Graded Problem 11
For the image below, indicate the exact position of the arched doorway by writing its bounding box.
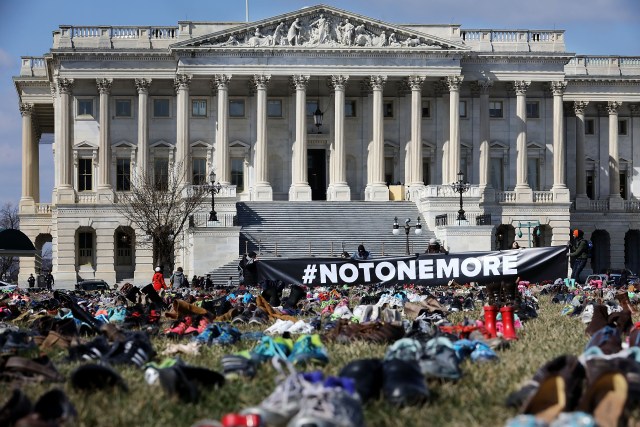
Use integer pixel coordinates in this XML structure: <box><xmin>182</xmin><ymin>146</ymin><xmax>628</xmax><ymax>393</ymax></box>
<box><xmin>590</xmin><ymin>230</ymin><xmax>610</xmax><ymax>274</ymax></box>
<box><xmin>114</xmin><ymin>227</ymin><xmax>135</xmax><ymax>283</ymax></box>
<box><xmin>495</xmin><ymin>224</ymin><xmax>515</xmax><ymax>250</ymax></box>
<box><xmin>76</xmin><ymin>227</ymin><xmax>96</xmax><ymax>280</ymax></box>
<box><xmin>532</xmin><ymin>225</ymin><xmax>551</xmax><ymax>247</ymax></box>
<box><xmin>625</xmin><ymin>230</ymin><xmax>640</xmax><ymax>274</ymax></box>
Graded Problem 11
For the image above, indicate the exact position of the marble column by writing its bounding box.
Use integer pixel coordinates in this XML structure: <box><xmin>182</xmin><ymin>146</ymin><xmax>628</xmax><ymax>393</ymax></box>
<box><xmin>19</xmin><ymin>103</ymin><xmax>35</xmax><ymax>212</ymax></box>
<box><xmin>437</xmin><ymin>81</ymin><xmax>450</xmax><ymax>185</ymax></box>
<box><xmin>96</xmin><ymin>78</ymin><xmax>114</xmax><ymax>201</ymax></box>
<box><xmin>574</xmin><ymin>101</ymin><xmax>589</xmax><ymax>209</ymax></box>
<box><xmin>608</xmin><ymin>101</ymin><xmax>623</xmax><ymax>208</ymax></box>
<box><xmin>135</xmin><ymin>78</ymin><xmax>151</xmax><ymax>182</ymax></box>
<box><xmin>477</xmin><ymin>80</ymin><xmax>493</xmax><ymax>200</ymax></box>
<box><xmin>514</xmin><ymin>80</ymin><xmax>532</xmax><ymax>201</ymax></box>
<box><xmin>447</xmin><ymin>75</ymin><xmax>463</xmax><ymax>183</ymax></box>
<box><xmin>365</xmin><ymin>75</ymin><xmax>389</xmax><ymax>201</ymax></box>
<box><xmin>175</xmin><ymin>74</ymin><xmax>191</xmax><ymax>184</ymax></box>
<box><xmin>289</xmin><ymin>75</ymin><xmax>312</xmax><ymax>201</ymax></box>
<box><xmin>213</xmin><ymin>75</ymin><xmax>231</xmax><ymax>185</ymax></box>
<box><xmin>550</xmin><ymin>81</ymin><xmax>569</xmax><ymax>201</ymax></box>
<box><xmin>252</xmin><ymin>75</ymin><xmax>273</xmax><ymax>201</ymax></box>
<box><xmin>56</xmin><ymin>78</ymin><xmax>75</xmax><ymax>203</ymax></box>
<box><xmin>31</xmin><ymin>126</ymin><xmax>40</xmax><ymax>204</ymax></box>
<box><xmin>326</xmin><ymin>75</ymin><xmax>351</xmax><ymax>201</ymax></box>
<box><xmin>407</xmin><ymin>76</ymin><xmax>425</xmax><ymax>191</ymax></box>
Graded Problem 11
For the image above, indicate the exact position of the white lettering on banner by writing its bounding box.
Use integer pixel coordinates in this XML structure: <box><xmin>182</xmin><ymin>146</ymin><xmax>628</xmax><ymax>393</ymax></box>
<box><xmin>313</xmin><ymin>254</ymin><xmax>520</xmax><ymax>284</ymax></box>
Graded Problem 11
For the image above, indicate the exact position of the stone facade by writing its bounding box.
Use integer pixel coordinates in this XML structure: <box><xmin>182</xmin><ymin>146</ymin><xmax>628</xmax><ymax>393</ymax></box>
<box><xmin>13</xmin><ymin>5</ymin><xmax>640</xmax><ymax>287</ymax></box>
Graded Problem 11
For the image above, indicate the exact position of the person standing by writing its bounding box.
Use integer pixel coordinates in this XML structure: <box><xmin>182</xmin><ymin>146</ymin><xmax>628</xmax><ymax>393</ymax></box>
<box><xmin>27</xmin><ymin>273</ymin><xmax>36</xmax><ymax>288</ymax></box>
<box><xmin>169</xmin><ymin>267</ymin><xmax>186</xmax><ymax>290</ymax></box>
<box><xmin>351</xmin><ymin>244</ymin><xmax>372</xmax><ymax>260</ymax></box>
<box><xmin>45</xmin><ymin>272</ymin><xmax>54</xmax><ymax>291</ymax></box>
<box><xmin>569</xmin><ymin>229</ymin><xmax>589</xmax><ymax>283</ymax></box>
<box><xmin>152</xmin><ymin>267</ymin><xmax>167</xmax><ymax>292</ymax></box>
<box><xmin>238</xmin><ymin>251</ymin><xmax>258</xmax><ymax>286</ymax></box>
<box><xmin>425</xmin><ymin>238</ymin><xmax>449</xmax><ymax>255</ymax></box>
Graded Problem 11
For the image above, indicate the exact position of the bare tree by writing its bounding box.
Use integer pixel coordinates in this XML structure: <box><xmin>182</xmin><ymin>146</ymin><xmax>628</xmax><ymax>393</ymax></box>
<box><xmin>115</xmin><ymin>162</ymin><xmax>210</xmax><ymax>273</ymax></box>
<box><xmin>0</xmin><ymin>202</ymin><xmax>20</xmax><ymax>280</ymax></box>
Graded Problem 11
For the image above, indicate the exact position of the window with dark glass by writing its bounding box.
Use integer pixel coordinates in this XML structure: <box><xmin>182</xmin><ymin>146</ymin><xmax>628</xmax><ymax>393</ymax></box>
<box><xmin>77</xmin><ymin>99</ymin><xmax>93</xmax><ymax>117</ymax></box>
<box><xmin>154</xmin><ymin>158</ymin><xmax>169</xmax><ymax>191</ymax></box>
<box><xmin>345</xmin><ymin>100</ymin><xmax>356</xmax><ymax>117</ymax></box>
<box><xmin>526</xmin><ymin>101</ymin><xmax>540</xmax><ymax>118</ymax></box>
<box><xmin>585</xmin><ymin>119</ymin><xmax>595</xmax><ymax>135</ymax></box>
<box><xmin>78</xmin><ymin>158</ymin><xmax>92</xmax><ymax>192</ymax></box>
<box><xmin>383</xmin><ymin>101</ymin><xmax>394</xmax><ymax>118</ymax></box>
<box><xmin>116</xmin><ymin>158</ymin><xmax>131</xmax><ymax>191</ymax></box>
<box><xmin>116</xmin><ymin>231</ymin><xmax>132</xmax><ymax>266</ymax></box>
<box><xmin>115</xmin><ymin>99</ymin><xmax>132</xmax><ymax>117</ymax></box>
<box><xmin>306</xmin><ymin>100</ymin><xmax>319</xmax><ymax>117</ymax></box>
<box><xmin>459</xmin><ymin>101</ymin><xmax>467</xmax><ymax>118</ymax></box>
<box><xmin>78</xmin><ymin>232</ymin><xmax>93</xmax><ymax>265</ymax></box>
<box><xmin>421</xmin><ymin>100</ymin><xmax>430</xmax><ymax>118</ymax></box>
<box><xmin>619</xmin><ymin>119</ymin><xmax>628</xmax><ymax>136</ymax></box>
<box><xmin>489</xmin><ymin>101</ymin><xmax>503</xmax><ymax>118</ymax></box>
<box><xmin>267</xmin><ymin>99</ymin><xmax>282</xmax><ymax>117</ymax></box>
<box><xmin>153</xmin><ymin>99</ymin><xmax>170</xmax><ymax>117</ymax></box>
<box><xmin>192</xmin><ymin>158</ymin><xmax>207</xmax><ymax>185</ymax></box>
<box><xmin>231</xmin><ymin>158</ymin><xmax>244</xmax><ymax>192</ymax></box>
<box><xmin>229</xmin><ymin>99</ymin><xmax>245</xmax><ymax>117</ymax></box>
<box><xmin>192</xmin><ymin>99</ymin><xmax>207</xmax><ymax>117</ymax></box>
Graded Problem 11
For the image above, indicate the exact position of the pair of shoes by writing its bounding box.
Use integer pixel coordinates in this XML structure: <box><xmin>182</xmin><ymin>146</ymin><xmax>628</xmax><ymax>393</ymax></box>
<box><xmin>70</xmin><ymin>363</ymin><xmax>128</xmax><ymax>391</ymax></box>
<box><xmin>340</xmin><ymin>357</ymin><xmax>429</xmax><ymax>406</ymax></box>
<box><xmin>0</xmin><ymin>389</ymin><xmax>76</xmax><ymax>426</ymax></box>
<box><xmin>151</xmin><ymin>361</ymin><xmax>225</xmax><ymax>403</ymax></box>
<box><xmin>288</xmin><ymin>334</ymin><xmax>329</xmax><ymax>366</ymax></box>
<box><xmin>385</xmin><ymin>336</ymin><xmax>461</xmax><ymax>381</ymax></box>
<box><xmin>3</xmin><ymin>354</ymin><xmax>64</xmax><ymax>382</ymax></box>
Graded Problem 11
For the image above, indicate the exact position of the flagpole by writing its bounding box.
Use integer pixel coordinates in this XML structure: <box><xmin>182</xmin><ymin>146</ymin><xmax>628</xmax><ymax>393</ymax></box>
<box><xmin>246</xmin><ymin>0</ymin><xmax>249</xmax><ymax>22</ymax></box>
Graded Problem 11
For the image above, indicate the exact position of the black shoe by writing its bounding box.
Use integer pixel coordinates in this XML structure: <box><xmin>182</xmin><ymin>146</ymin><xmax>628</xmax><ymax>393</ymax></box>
<box><xmin>32</xmin><ymin>389</ymin><xmax>77</xmax><ymax>424</ymax></box>
<box><xmin>71</xmin><ymin>363</ymin><xmax>128</xmax><ymax>391</ymax></box>
<box><xmin>106</xmin><ymin>332</ymin><xmax>154</xmax><ymax>367</ymax></box>
<box><xmin>382</xmin><ymin>359</ymin><xmax>430</xmax><ymax>406</ymax></box>
<box><xmin>0</xmin><ymin>389</ymin><xmax>32</xmax><ymax>426</ymax></box>
<box><xmin>339</xmin><ymin>358</ymin><xmax>384</xmax><ymax>403</ymax></box>
<box><xmin>158</xmin><ymin>364</ymin><xmax>199</xmax><ymax>403</ymax></box>
<box><xmin>67</xmin><ymin>335</ymin><xmax>111</xmax><ymax>362</ymax></box>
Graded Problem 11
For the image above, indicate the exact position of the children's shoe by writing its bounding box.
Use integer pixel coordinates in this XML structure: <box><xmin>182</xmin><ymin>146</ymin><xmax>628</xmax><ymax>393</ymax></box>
<box><xmin>264</xmin><ymin>319</ymin><xmax>293</xmax><ymax>335</ymax></box>
<box><xmin>221</xmin><ymin>352</ymin><xmax>257</xmax><ymax>379</ymax></box>
<box><xmin>251</xmin><ymin>336</ymin><xmax>293</xmax><ymax>363</ymax></box>
<box><xmin>288</xmin><ymin>334</ymin><xmax>329</xmax><ymax>366</ymax></box>
<box><xmin>109</xmin><ymin>307</ymin><xmax>127</xmax><ymax>323</ymax></box>
<box><xmin>287</xmin><ymin>320</ymin><xmax>314</xmax><ymax>335</ymax></box>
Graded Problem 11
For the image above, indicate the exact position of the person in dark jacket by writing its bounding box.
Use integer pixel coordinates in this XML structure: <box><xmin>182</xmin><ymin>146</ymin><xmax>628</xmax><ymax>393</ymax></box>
<box><xmin>239</xmin><ymin>251</ymin><xmax>258</xmax><ymax>286</ymax></box>
<box><xmin>569</xmin><ymin>229</ymin><xmax>589</xmax><ymax>282</ymax></box>
<box><xmin>351</xmin><ymin>244</ymin><xmax>372</xmax><ymax>260</ymax></box>
<box><xmin>425</xmin><ymin>238</ymin><xmax>448</xmax><ymax>255</ymax></box>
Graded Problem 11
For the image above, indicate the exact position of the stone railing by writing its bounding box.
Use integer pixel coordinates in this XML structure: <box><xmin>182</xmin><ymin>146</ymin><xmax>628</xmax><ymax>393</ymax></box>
<box><xmin>188</xmin><ymin>184</ymin><xmax>237</xmax><ymax>198</ymax></box>
<box><xmin>460</xmin><ymin>29</ymin><xmax>565</xmax><ymax>52</ymax></box>
<box><xmin>625</xmin><ymin>200</ymin><xmax>640</xmax><ymax>212</ymax></box>
<box><xmin>434</xmin><ymin>212</ymin><xmax>487</xmax><ymax>227</ymax></box>
<box><xmin>55</xmin><ymin>25</ymin><xmax>179</xmax><ymax>50</ymax></box>
<box><xmin>566</xmin><ymin>56</ymin><xmax>640</xmax><ymax>77</ymax></box>
<box><xmin>496</xmin><ymin>191</ymin><xmax>516</xmax><ymax>203</ymax></box>
<box><xmin>533</xmin><ymin>191</ymin><xmax>554</xmax><ymax>203</ymax></box>
<box><xmin>189</xmin><ymin>212</ymin><xmax>236</xmax><ymax>228</ymax></box>
<box><xmin>36</xmin><ymin>203</ymin><xmax>52</xmax><ymax>214</ymax></box>
<box><xmin>19</xmin><ymin>57</ymin><xmax>48</xmax><ymax>77</ymax></box>
<box><xmin>423</xmin><ymin>184</ymin><xmax>481</xmax><ymax>198</ymax></box>
<box><xmin>589</xmin><ymin>199</ymin><xmax>609</xmax><ymax>211</ymax></box>
<box><xmin>76</xmin><ymin>192</ymin><xmax>97</xmax><ymax>204</ymax></box>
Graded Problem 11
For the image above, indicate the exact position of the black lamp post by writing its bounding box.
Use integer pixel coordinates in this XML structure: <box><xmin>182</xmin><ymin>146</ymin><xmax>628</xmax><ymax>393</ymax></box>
<box><xmin>313</xmin><ymin>78</ymin><xmax>323</xmax><ymax>133</ymax></box>
<box><xmin>450</xmin><ymin>170</ymin><xmax>471</xmax><ymax>223</ymax></box>
<box><xmin>208</xmin><ymin>170</ymin><xmax>222</xmax><ymax>222</ymax></box>
<box><xmin>392</xmin><ymin>216</ymin><xmax>423</xmax><ymax>255</ymax></box>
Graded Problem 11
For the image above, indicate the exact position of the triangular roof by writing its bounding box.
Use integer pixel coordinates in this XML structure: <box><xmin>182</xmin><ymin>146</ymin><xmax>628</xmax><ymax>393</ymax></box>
<box><xmin>172</xmin><ymin>4</ymin><xmax>466</xmax><ymax>51</ymax></box>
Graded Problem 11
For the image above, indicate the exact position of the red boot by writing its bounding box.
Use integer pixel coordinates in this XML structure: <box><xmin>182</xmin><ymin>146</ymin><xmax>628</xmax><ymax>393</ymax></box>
<box><xmin>483</xmin><ymin>305</ymin><xmax>498</xmax><ymax>338</ymax></box>
<box><xmin>500</xmin><ymin>306</ymin><xmax>518</xmax><ymax>340</ymax></box>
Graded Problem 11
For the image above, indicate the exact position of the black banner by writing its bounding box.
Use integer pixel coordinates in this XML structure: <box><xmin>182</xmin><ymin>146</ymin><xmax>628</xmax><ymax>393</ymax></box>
<box><xmin>257</xmin><ymin>246</ymin><xmax>568</xmax><ymax>286</ymax></box>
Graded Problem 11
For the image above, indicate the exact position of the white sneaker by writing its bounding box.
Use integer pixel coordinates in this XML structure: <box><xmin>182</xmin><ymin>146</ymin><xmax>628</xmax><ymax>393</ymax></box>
<box><xmin>287</xmin><ymin>320</ymin><xmax>314</xmax><ymax>335</ymax></box>
<box><xmin>265</xmin><ymin>319</ymin><xmax>294</xmax><ymax>335</ymax></box>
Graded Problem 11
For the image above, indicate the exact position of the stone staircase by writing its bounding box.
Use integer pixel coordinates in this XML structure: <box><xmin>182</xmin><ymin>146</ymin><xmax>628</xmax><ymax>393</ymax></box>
<box><xmin>207</xmin><ymin>201</ymin><xmax>434</xmax><ymax>285</ymax></box>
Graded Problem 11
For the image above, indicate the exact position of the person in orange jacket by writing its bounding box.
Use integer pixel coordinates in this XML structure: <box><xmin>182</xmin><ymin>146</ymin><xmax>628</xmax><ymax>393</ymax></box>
<box><xmin>152</xmin><ymin>266</ymin><xmax>167</xmax><ymax>292</ymax></box>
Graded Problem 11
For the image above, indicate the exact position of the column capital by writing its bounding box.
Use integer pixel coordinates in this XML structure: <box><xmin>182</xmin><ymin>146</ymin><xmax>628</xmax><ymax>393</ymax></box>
<box><xmin>367</xmin><ymin>75</ymin><xmax>387</xmax><ymax>90</ymax></box>
<box><xmin>289</xmin><ymin>75</ymin><xmax>310</xmax><ymax>91</ymax></box>
<box><xmin>212</xmin><ymin>74</ymin><xmax>232</xmax><ymax>90</ymax></box>
<box><xmin>445</xmin><ymin>75</ymin><xmax>464</xmax><ymax>91</ymax></box>
<box><xmin>607</xmin><ymin>101</ymin><xmax>622</xmax><ymax>114</ymax></box>
<box><xmin>513</xmin><ymin>80</ymin><xmax>530</xmax><ymax>95</ymax></box>
<box><xmin>630</xmin><ymin>104</ymin><xmax>640</xmax><ymax>117</ymax></box>
<box><xmin>573</xmin><ymin>101</ymin><xmax>589</xmax><ymax>115</ymax></box>
<box><xmin>251</xmin><ymin>74</ymin><xmax>271</xmax><ymax>90</ymax></box>
<box><xmin>550</xmin><ymin>81</ymin><xmax>567</xmax><ymax>96</ymax></box>
<box><xmin>19</xmin><ymin>102</ymin><xmax>34</xmax><ymax>117</ymax></box>
<box><xmin>56</xmin><ymin>77</ymin><xmax>74</xmax><ymax>94</ymax></box>
<box><xmin>328</xmin><ymin>75</ymin><xmax>349</xmax><ymax>91</ymax></box>
<box><xmin>96</xmin><ymin>78</ymin><xmax>113</xmax><ymax>94</ymax></box>
<box><xmin>406</xmin><ymin>75</ymin><xmax>425</xmax><ymax>90</ymax></box>
<box><xmin>135</xmin><ymin>78</ymin><xmax>152</xmax><ymax>94</ymax></box>
<box><xmin>173</xmin><ymin>74</ymin><xmax>192</xmax><ymax>92</ymax></box>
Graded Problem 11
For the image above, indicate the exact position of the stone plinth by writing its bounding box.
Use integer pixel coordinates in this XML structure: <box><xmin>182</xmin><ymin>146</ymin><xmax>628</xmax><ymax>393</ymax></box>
<box><xmin>436</xmin><ymin>225</ymin><xmax>495</xmax><ymax>253</ymax></box>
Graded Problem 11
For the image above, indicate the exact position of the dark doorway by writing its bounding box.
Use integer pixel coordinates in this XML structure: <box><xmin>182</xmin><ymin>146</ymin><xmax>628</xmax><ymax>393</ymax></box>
<box><xmin>590</xmin><ymin>229</ymin><xmax>610</xmax><ymax>274</ymax></box>
<box><xmin>308</xmin><ymin>149</ymin><xmax>327</xmax><ymax>200</ymax></box>
<box><xmin>625</xmin><ymin>230</ymin><xmax>640</xmax><ymax>274</ymax></box>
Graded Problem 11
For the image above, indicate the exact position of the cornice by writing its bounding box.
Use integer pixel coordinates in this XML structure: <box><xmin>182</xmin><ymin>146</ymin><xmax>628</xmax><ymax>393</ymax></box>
<box><xmin>51</xmin><ymin>51</ymin><xmax>175</xmax><ymax>60</ymax></box>
<box><xmin>185</xmin><ymin>49</ymin><xmax>463</xmax><ymax>60</ymax></box>
<box><xmin>462</xmin><ymin>55</ymin><xmax>573</xmax><ymax>65</ymax></box>
<box><xmin>566</xmin><ymin>78</ymin><xmax>640</xmax><ymax>85</ymax></box>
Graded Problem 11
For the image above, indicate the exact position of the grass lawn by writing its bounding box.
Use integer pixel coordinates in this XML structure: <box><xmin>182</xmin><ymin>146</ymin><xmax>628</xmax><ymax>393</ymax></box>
<box><xmin>7</xmin><ymin>295</ymin><xmax>605</xmax><ymax>427</ymax></box>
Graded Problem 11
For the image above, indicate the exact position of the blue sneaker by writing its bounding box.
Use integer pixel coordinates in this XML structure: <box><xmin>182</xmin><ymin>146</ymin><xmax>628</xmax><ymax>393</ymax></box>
<box><xmin>288</xmin><ymin>334</ymin><xmax>329</xmax><ymax>366</ymax></box>
<box><xmin>251</xmin><ymin>336</ymin><xmax>293</xmax><ymax>363</ymax></box>
<box><xmin>109</xmin><ymin>307</ymin><xmax>126</xmax><ymax>323</ymax></box>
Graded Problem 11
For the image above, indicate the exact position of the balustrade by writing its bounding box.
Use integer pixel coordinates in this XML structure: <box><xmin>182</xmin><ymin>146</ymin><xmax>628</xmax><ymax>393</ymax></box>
<box><xmin>36</xmin><ymin>203</ymin><xmax>52</xmax><ymax>214</ymax></box>
<box><xmin>76</xmin><ymin>192</ymin><xmax>97</xmax><ymax>204</ymax></box>
<box><xmin>533</xmin><ymin>191</ymin><xmax>554</xmax><ymax>203</ymax></box>
<box><xmin>625</xmin><ymin>200</ymin><xmax>640</xmax><ymax>212</ymax></box>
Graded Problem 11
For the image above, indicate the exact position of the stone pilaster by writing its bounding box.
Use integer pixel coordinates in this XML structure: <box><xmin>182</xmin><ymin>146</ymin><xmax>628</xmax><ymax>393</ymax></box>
<box><xmin>135</xmin><ymin>78</ymin><xmax>151</xmax><ymax>182</ymax></box>
<box><xmin>96</xmin><ymin>78</ymin><xmax>114</xmax><ymax>201</ymax></box>
<box><xmin>213</xmin><ymin>75</ymin><xmax>231</xmax><ymax>185</ymax></box>
<box><xmin>56</xmin><ymin>78</ymin><xmax>75</xmax><ymax>204</ymax></box>
<box><xmin>174</xmin><ymin>74</ymin><xmax>191</xmax><ymax>184</ymax></box>
<box><xmin>252</xmin><ymin>75</ymin><xmax>273</xmax><ymax>201</ymax></box>
<box><xmin>327</xmin><ymin>75</ymin><xmax>351</xmax><ymax>201</ymax></box>
<box><xmin>574</xmin><ymin>101</ymin><xmax>589</xmax><ymax>209</ymax></box>
<box><xmin>446</xmin><ymin>75</ymin><xmax>463</xmax><ymax>184</ymax></box>
<box><xmin>550</xmin><ymin>81</ymin><xmax>570</xmax><ymax>201</ymax></box>
<box><xmin>19</xmin><ymin>103</ymin><xmax>35</xmax><ymax>213</ymax></box>
<box><xmin>365</xmin><ymin>75</ymin><xmax>389</xmax><ymax>201</ymax></box>
<box><xmin>513</xmin><ymin>80</ymin><xmax>532</xmax><ymax>202</ymax></box>
<box><xmin>289</xmin><ymin>75</ymin><xmax>312</xmax><ymax>201</ymax></box>
<box><xmin>476</xmin><ymin>79</ymin><xmax>494</xmax><ymax>202</ymax></box>
<box><xmin>608</xmin><ymin>100</ymin><xmax>623</xmax><ymax>209</ymax></box>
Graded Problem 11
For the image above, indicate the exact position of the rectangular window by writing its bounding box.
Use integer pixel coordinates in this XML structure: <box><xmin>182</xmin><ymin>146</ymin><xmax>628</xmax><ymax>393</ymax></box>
<box><xmin>116</xmin><ymin>158</ymin><xmax>131</xmax><ymax>191</ymax></box>
<box><xmin>384</xmin><ymin>157</ymin><xmax>394</xmax><ymax>185</ymax></box>
<box><xmin>422</xmin><ymin>158</ymin><xmax>431</xmax><ymax>185</ymax></box>
<box><xmin>78</xmin><ymin>158</ymin><xmax>92</xmax><ymax>192</ymax></box>
<box><xmin>154</xmin><ymin>159</ymin><xmax>169</xmax><ymax>191</ymax></box>
<box><xmin>192</xmin><ymin>158</ymin><xmax>207</xmax><ymax>185</ymax></box>
<box><xmin>78</xmin><ymin>232</ymin><xmax>93</xmax><ymax>266</ymax></box>
<box><xmin>191</xmin><ymin>99</ymin><xmax>207</xmax><ymax>117</ymax></box>
<box><xmin>383</xmin><ymin>101</ymin><xmax>394</xmax><ymax>118</ymax></box>
<box><xmin>585</xmin><ymin>119</ymin><xmax>595</xmax><ymax>135</ymax></box>
<box><xmin>489</xmin><ymin>101</ymin><xmax>503</xmax><ymax>118</ymax></box>
<box><xmin>306</xmin><ymin>100</ymin><xmax>319</xmax><ymax>117</ymax></box>
<box><xmin>231</xmin><ymin>158</ymin><xmax>244</xmax><ymax>192</ymax></box>
<box><xmin>345</xmin><ymin>100</ymin><xmax>356</xmax><ymax>117</ymax></box>
<box><xmin>115</xmin><ymin>99</ymin><xmax>132</xmax><ymax>118</ymax></box>
<box><xmin>586</xmin><ymin>171</ymin><xmax>594</xmax><ymax>199</ymax></box>
<box><xmin>229</xmin><ymin>99</ymin><xmax>245</xmax><ymax>117</ymax></box>
<box><xmin>459</xmin><ymin>101</ymin><xmax>467</xmax><ymax>118</ymax></box>
<box><xmin>528</xmin><ymin>158</ymin><xmax>540</xmax><ymax>191</ymax></box>
<box><xmin>421</xmin><ymin>100</ymin><xmax>431</xmax><ymax>118</ymax></box>
<box><xmin>267</xmin><ymin>99</ymin><xmax>282</xmax><ymax>117</ymax></box>
<box><xmin>526</xmin><ymin>101</ymin><xmax>540</xmax><ymax>119</ymax></box>
<box><xmin>490</xmin><ymin>157</ymin><xmax>504</xmax><ymax>190</ymax></box>
<box><xmin>153</xmin><ymin>99</ymin><xmax>170</xmax><ymax>118</ymax></box>
<box><xmin>77</xmin><ymin>99</ymin><xmax>93</xmax><ymax>117</ymax></box>
<box><xmin>620</xmin><ymin>171</ymin><xmax>627</xmax><ymax>199</ymax></box>
<box><xmin>619</xmin><ymin>119</ymin><xmax>628</xmax><ymax>136</ymax></box>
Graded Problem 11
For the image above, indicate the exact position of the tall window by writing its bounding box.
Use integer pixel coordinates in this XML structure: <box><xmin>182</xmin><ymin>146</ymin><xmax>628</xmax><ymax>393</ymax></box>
<box><xmin>620</xmin><ymin>171</ymin><xmax>628</xmax><ymax>199</ymax></box>
<box><xmin>384</xmin><ymin>157</ymin><xmax>394</xmax><ymax>185</ymax></box>
<box><xmin>191</xmin><ymin>99</ymin><xmax>207</xmax><ymax>117</ymax></box>
<box><xmin>490</xmin><ymin>157</ymin><xmax>504</xmax><ymax>190</ymax></box>
<box><xmin>231</xmin><ymin>158</ymin><xmax>244</xmax><ymax>192</ymax></box>
<box><xmin>421</xmin><ymin>100</ymin><xmax>431</xmax><ymax>118</ymax></box>
<box><xmin>78</xmin><ymin>158</ymin><xmax>93</xmax><ymax>192</ymax></box>
<box><xmin>267</xmin><ymin>100</ymin><xmax>282</xmax><ymax>117</ymax></box>
<box><xmin>586</xmin><ymin>171</ymin><xmax>595</xmax><ymax>199</ymax></box>
<box><xmin>153</xmin><ymin>99</ymin><xmax>170</xmax><ymax>117</ymax></box>
<box><xmin>345</xmin><ymin>100</ymin><xmax>356</xmax><ymax>117</ymax></box>
<box><xmin>585</xmin><ymin>119</ymin><xmax>595</xmax><ymax>135</ymax></box>
<box><xmin>154</xmin><ymin>159</ymin><xmax>169</xmax><ymax>191</ymax></box>
<box><xmin>526</xmin><ymin>101</ymin><xmax>540</xmax><ymax>118</ymax></box>
<box><xmin>489</xmin><ymin>101</ymin><xmax>503</xmax><ymax>118</ymax></box>
<box><xmin>422</xmin><ymin>158</ymin><xmax>431</xmax><ymax>185</ymax></box>
<box><xmin>459</xmin><ymin>101</ymin><xmax>467</xmax><ymax>118</ymax></box>
<box><xmin>619</xmin><ymin>119</ymin><xmax>628</xmax><ymax>136</ymax></box>
<box><xmin>77</xmin><ymin>99</ymin><xmax>93</xmax><ymax>117</ymax></box>
<box><xmin>115</xmin><ymin>231</ymin><xmax>132</xmax><ymax>266</ymax></box>
<box><xmin>383</xmin><ymin>101</ymin><xmax>394</xmax><ymax>118</ymax></box>
<box><xmin>229</xmin><ymin>99</ymin><xmax>245</xmax><ymax>117</ymax></box>
<box><xmin>115</xmin><ymin>99</ymin><xmax>132</xmax><ymax>117</ymax></box>
<box><xmin>527</xmin><ymin>158</ymin><xmax>540</xmax><ymax>191</ymax></box>
<box><xmin>192</xmin><ymin>158</ymin><xmax>207</xmax><ymax>185</ymax></box>
<box><xmin>306</xmin><ymin>100</ymin><xmax>319</xmax><ymax>117</ymax></box>
<box><xmin>116</xmin><ymin>158</ymin><xmax>131</xmax><ymax>191</ymax></box>
<box><xmin>78</xmin><ymin>232</ymin><xmax>93</xmax><ymax>266</ymax></box>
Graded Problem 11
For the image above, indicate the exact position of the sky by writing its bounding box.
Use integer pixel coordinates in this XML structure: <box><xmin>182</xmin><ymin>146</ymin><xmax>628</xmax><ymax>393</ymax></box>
<box><xmin>0</xmin><ymin>0</ymin><xmax>638</xmax><ymax>207</ymax></box>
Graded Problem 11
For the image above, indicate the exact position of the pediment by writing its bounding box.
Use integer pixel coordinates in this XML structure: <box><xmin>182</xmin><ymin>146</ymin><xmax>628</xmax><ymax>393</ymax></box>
<box><xmin>172</xmin><ymin>5</ymin><xmax>466</xmax><ymax>51</ymax></box>
<box><xmin>113</xmin><ymin>140</ymin><xmax>135</xmax><ymax>148</ymax></box>
<box><xmin>150</xmin><ymin>140</ymin><xmax>174</xmax><ymax>149</ymax></box>
<box><xmin>74</xmin><ymin>140</ymin><xmax>97</xmax><ymax>149</ymax></box>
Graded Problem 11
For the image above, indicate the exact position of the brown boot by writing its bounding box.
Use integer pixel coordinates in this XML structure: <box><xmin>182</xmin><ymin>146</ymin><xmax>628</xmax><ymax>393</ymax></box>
<box><xmin>256</xmin><ymin>295</ymin><xmax>296</xmax><ymax>321</ymax></box>
<box><xmin>616</xmin><ymin>291</ymin><xmax>636</xmax><ymax>315</ymax></box>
